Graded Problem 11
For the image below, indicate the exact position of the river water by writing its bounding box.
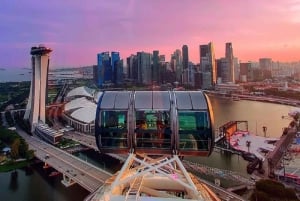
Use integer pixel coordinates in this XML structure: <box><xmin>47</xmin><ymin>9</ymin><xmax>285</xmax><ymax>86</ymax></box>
<box><xmin>0</xmin><ymin>96</ymin><xmax>297</xmax><ymax>200</ymax></box>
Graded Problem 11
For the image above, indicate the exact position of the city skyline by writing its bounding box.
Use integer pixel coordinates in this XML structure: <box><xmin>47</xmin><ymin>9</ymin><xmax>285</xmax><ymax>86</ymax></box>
<box><xmin>1</xmin><ymin>0</ymin><xmax>300</xmax><ymax>68</ymax></box>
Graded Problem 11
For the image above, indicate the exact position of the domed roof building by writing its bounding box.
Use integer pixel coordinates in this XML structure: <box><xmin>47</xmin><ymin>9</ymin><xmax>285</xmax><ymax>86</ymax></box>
<box><xmin>63</xmin><ymin>86</ymin><xmax>99</xmax><ymax>133</ymax></box>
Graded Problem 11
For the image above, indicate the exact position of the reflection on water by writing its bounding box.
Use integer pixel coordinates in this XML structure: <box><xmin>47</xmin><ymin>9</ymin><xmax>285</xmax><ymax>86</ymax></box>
<box><xmin>187</xmin><ymin>96</ymin><xmax>297</xmax><ymax>176</ymax></box>
<box><xmin>0</xmin><ymin>166</ymin><xmax>89</xmax><ymax>201</ymax></box>
<box><xmin>209</xmin><ymin>96</ymin><xmax>296</xmax><ymax>138</ymax></box>
<box><xmin>9</xmin><ymin>171</ymin><xmax>19</xmax><ymax>192</ymax></box>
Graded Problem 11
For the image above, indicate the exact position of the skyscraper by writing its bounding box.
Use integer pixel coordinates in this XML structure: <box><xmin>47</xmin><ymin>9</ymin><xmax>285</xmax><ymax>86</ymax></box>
<box><xmin>97</xmin><ymin>52</ymin><xmax>110</xmax><ymax>86</ymax></box>
<box><xmin>225</xmin><ymin>42</ymin><xmax>234</xmax><ymax>83</ymax></box>
<box><xmin>182</xmin><ymin>45</ymin><xmax>189</xmax><ymax>70</ymax></box>
<box><xmin>152</xmin><ymin>50</ymin><xmax>159</xmax><ymax>83</ymax></box>
<box><xmin>171</xmin><ymin>49</ymin><xmax>182</xmax><ymax>83</ymax></box>
<box><xmin>24</xmin><ymin>45</ymin><xmax>52</xmax><ymax>132</ymax></box>
<box><xmin>137</xmin><ymin>52</ymin><xmax>151</xmax><ymax>85</ymax></box>
<box><xmin>240</xmin><ymin>62</ymin><xmax>252</xmax><ymax>82</ymax></box>
<box><xmin>199</xmin><ymin>42</ymin><xmax>216</xmax><ymax>89</ymax></box>
<box><xmin>259</xmin><ymin>58</ymin><xmax>272</xmax><ymax>79</ymax></box>
<box><xmin>126</xmin><ymin>54</ymin><xmax>137</xmax><ymax>81</ymax></box>
<box><xmin>111</xmin><ymin>51</ymin><xmax>120</xmax><ymax>83</ymax></box>
<box><xmin>96</xmin><ymin>52</ymin><xmax>121</xmax><ymax>87</ymax></box>
<box><xmin>216</xmin><ymin>58</ymin><xmax>229</xmax><ymax>84</ymax></box>
<box><xmin>182</xmin><ymin>45</ymin><xmax>189</xmax><ymax>84</ymax></box>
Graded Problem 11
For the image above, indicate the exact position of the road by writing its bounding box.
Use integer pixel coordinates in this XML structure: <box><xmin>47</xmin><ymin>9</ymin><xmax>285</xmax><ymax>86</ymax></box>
<box><xmin>17</xmin><ymin>127</ymin><xmax>112</xmax><ymax>192</ymax></box>
<box><xmin>63</xmin><ymin>131</ymin><xmax>127</xmax><ymax>162</ymax></box>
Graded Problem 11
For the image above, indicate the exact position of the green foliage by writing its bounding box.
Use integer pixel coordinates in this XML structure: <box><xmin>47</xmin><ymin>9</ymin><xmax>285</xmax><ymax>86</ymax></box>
<box><xmin>265</xmin><ymin>88</ymin><xmax>300</xmax><ymax>101</ymax></box>
<box><xmin>0</xmin><ymin>112</ymin><xmax>3</xmax><ymax>127</ymax></box>
<box><xmin>0</xmin><ymin>160</ymin><xmax>29</xmax><ymax>172</ymax></box>
<box><xmin>46</xmin><ymin>117</ymin><xmax>53</xmax><ymax>127</ymax></box>
<box><xmin>284</xmin><ymin>188</ymin><xmax>298</xmax><ymax>200</ymax></box>
<box><xmin>10</xmin><ymin>138</ymin><xmax>20</xmax><ymax>159</ymax></box>
<box><xmin>250</xmin><ymin>190</ymin><xmax>271</xmax><ymax>201</ymax></box>
<box><xmin>5</xmin><ymin>111</ymin><xmax>15</xmax><ymax>127</ymax></box>
<box><xmin>25</xmin><ymin>149</ymin><xmax>35</xmax><ymax>160</ymax></box>
<box><xmin>0</xmin><ymin>127</ymin><xmax>33</xmax><ymax>161</ymax></box>
<box><xmin>0</xmin><ymin>81</ymin><xmax>30</xmax><ymax>111</ymax></box>
<box><xmin>0</xmin><ymin>127</ymin><xmax>19</xmax><ymax>144</ymax></box>
<box><xmin>253</xmin><ymin>179</ymin><xmax>299</xmax><ymax>201</ymax></box>
<box><xmin>18</xmin><ymin>138</ymin><xmax>28</xmax><ymax>158</ymax></box>
<box><xmin>14</xmin><ymin>112</ymin><xmax>31</xmax><ymax>134</ymax></box>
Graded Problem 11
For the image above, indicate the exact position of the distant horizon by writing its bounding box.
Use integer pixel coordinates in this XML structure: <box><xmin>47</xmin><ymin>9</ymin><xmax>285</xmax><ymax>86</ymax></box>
<box><xmin>1</xmin><ymin>1</ymin><xmax>300</xmax><ymax>67</ymax></box>
<box><xmin>2</xmin><ymin>53</ymin><xmax>300</xmax><ymax>70</ymax></box>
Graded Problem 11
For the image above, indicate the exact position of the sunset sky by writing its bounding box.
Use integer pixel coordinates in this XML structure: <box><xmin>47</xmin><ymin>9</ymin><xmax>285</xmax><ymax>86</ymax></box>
<box><xmin>1</xmin><ymin>0</ymin><xmax>300</xmax><ymax>68</ymax></box>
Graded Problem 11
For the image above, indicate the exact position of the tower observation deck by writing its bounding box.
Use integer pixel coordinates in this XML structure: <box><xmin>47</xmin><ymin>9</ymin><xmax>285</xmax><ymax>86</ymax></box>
<box><xmin>24</xmin><ymin>45</ymin><xmax>52</xmax><ymax>132</ymax></box>
<box><xmin>88</xmin><ymin>91</ymin><xmax>220</xmax><ymax>201</ymax></box>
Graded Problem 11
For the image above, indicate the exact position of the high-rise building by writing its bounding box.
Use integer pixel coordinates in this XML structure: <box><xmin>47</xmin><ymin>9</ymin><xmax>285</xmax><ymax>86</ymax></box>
<box><xmin>225</xmin><ymin>42</ymin><xmax>234</xmax><ymax>83</ymax></box>
<box><xmin>126</xmin><ymin>54</ymin><xmax>137</xmax><ymax>81</ymax></box>
<box><xmin>111</xmin><ymin>51</ymin><xmax>120</xmax><ymax>83</ymax></box>
<box><xmin>159</xmin><ymin>55</ymin><xmax>165</xmax><ymax>62</ymax></box>
<box><xmin>240</xmin><ymin>62</ymin><xmax>252</xmax><ymax>82</ymax></box>
<box><xmin>93</xmin><ymin>65</ymin><xmax>98</xmax><ymax>84</ymax></box>
<box><xmin>259</xmin><ymin>58</ymin><xmax>272</xmax><ymax>79</ymax></box>
<box><xmin>182</xmin><ymin>45</ymin><xmax>189</xmax><ymax>85</ymax></box>
<box><xmin>171</xmin><ymin>49</ymin><xmax>182</xmax><ymax>83</ymax></box>
<box><xmin>182</xmin><ymin>45</ymin><xmax>189</xmax><ymax>70</ymax></box>
<box><xmin>137</xmin><ymin>52</ymin><xmax>151</xmax><ymax>85</ymax></box>
<box><xmin>115</xmin><ymin>59</ymin><xmax>124</xmax><ymax>85</ymax></box>
<box><xmin>96</xmin><ymin>52</ymin><xmax>121</xmax><ymax>87</ymax></box>
<box><xmin>199</xmin><ymin>42</ymin><xmax>216</xmax><ymax>89</ymax></box>
<box><xmin>96</xmin><ymin>52</ymin><xmax>110</xmax><ymax>86</ymax></box>
<box><xmin>216</xmin><ymin>58</ymin><xmax>228</xmax><ymax>84</ymax></box>
<box><xmin>152</xmin><ymin>50</ymin><xmax>159</xmax><ymax>83</ymax></box>
<box><xmin>234</xmin><ymin>57</ymin><xmax>240</xmax><ymax>82</ymax></box>
<box><xmin>24</xmin><ymin>45</ymin><xmax>52</xmax><ymax>132</ymax></box>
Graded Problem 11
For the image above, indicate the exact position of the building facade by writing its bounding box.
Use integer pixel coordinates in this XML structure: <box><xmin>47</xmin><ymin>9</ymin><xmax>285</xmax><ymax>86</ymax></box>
<box><xmin>199</xmin><ymin>42</ymin><xmax>216</xmax><ymax>89</ymax></box>
<box><xmin>96</xmin><ymin>51</ymin><xmax>122</xmax><ymax>87</ymax></box>
<box><xmin>225</xmin><ymin>42</ymin><xmax>235</xmax><ymax>83</ymax></box>
<box><xmin>24</xmin><ymin>45</ymin><xmax>52</xmax><ymax>132</ymax></box>
<box><xmin>259</xmin><ymin>58</ymin><xmax>272</xmax><ymax>79</ymax></box>
<box><xmin>152</xmin><ymin>50</ymin><xmax>159</xmax><ymax>83</ymax></box>
<box><xmin>137</xmin><ymin>52</ymin><xmax>152</xmax><ymax>85</ymax></box>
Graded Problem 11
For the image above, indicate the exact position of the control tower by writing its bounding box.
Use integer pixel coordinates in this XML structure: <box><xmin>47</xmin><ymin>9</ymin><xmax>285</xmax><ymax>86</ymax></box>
<box><xmin>24</xmin><ymin>45</ymin><xmax>52</xmax><ymax>132</ymax></box>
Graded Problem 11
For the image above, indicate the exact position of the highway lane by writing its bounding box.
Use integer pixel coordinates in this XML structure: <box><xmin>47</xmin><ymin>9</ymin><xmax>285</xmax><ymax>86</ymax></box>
<box><xmin>63</xmin><ymin>131</ymin><xmax>127</xmax><ymax>162</ymax></box>
<box><xmin>64</xmin><ymin>132</ymin><xmax>97</xmax><ymax>149</ymax></box>
<box><xmin>17</xmin><ymin>127</ymin><xmax>112</xmax><ymax>192</ymax></box>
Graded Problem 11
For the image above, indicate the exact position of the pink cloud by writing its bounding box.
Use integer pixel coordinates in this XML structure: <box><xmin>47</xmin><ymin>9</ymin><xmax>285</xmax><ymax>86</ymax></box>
<box><xmin>0</xmin><ymin>0</ymin><xmax>299</xmax><ymax>67</ymax></box>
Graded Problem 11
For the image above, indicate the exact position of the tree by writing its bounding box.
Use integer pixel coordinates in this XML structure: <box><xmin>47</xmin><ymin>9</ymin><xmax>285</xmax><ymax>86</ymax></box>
<box><xmin>25</xmin><ymin>150</ymin><xmax>35</xmax><ymax>160</ymax></box>
<box><xmin>10</xmin><ymin>138</ymin><xmax>20</xmax><ymax>159</ymax></box>
<box><xmin>18</xmin><ymin>138</ymin><xmax>28</xmax><ymax>158</ymax></box>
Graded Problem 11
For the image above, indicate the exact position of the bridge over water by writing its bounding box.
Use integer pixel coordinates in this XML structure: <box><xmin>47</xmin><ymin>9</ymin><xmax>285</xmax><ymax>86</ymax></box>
<box><xmin>16</xmin><ymin>127</ymin><xmax>112</xmax><ymax>193</ymax></box>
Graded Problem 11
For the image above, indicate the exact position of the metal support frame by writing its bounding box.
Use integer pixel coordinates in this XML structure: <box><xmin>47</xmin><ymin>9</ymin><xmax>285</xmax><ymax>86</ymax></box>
<box><xmin>97</xmin><ymin>153</ymin><xmax>215</xmax><ymax>201</ymax></box>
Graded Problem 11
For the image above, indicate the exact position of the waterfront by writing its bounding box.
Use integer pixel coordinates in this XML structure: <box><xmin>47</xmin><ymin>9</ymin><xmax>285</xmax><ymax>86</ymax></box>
<box><xmin>0</xmin><ymin>68</ymin><xmax>31</xmax><ymax>83</ymax></box>
<box><xmin>0</xmin><ymin>166</ymin><xmax>89</xmax><ymax>201</ymax></box>
<box><xmin>0</xmin><ymin>96</ymin><xmax>297</xmax><ymax>200</ymax></box>
<box><xmin>187</xmin><ymin>96</ymin><xmax>296</xmax><ymax>176</ymax></box>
